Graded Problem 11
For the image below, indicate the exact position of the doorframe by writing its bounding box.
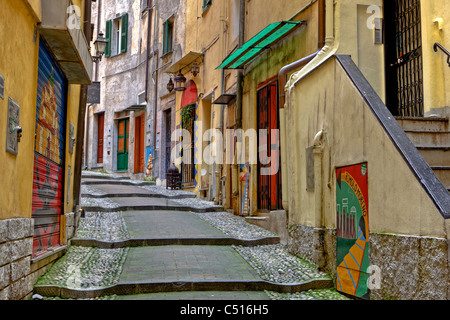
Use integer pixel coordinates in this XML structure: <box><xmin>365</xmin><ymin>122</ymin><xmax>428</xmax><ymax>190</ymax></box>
<box><xmin>256</xmin><ymin>78</ymin><xmax>283</xmax><ymax>211</ymax></box>
<box><xmin>116</xmin><ymin>117</ymin><xmax>130</xmax><ymax>172</ymax></box>
<box><xmin>134</xmin><ymin>113</ymin><xmax>145</xmax><ymax>173</ymax></box>
<box><xmin>383</xmin><ymin>0</ymin><xmax>425</xmax><ymax>117</ymax></box>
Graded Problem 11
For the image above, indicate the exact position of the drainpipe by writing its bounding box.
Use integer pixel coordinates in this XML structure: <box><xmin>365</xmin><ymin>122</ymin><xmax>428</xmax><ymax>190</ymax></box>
<box><xmin>73</xmin><ymin>0</ymin><xmax>92</xmax><ymax>212</ymax></box>
<box><xmin>233</xmin><ymin>0</ymin><xmax>245</xmax><ymax>213</ymax></box>
<box><xmin>214</xmin><ymin>0</ymin><xmax>227</xmax><ymax>205</ymax></box>
<box><xmin>145</xmin><ymin>0</ymin><xmax>153</xmax><ymax>104</ymax></box>
<box><xmin>84</xmin><ymin>0</ymin><xmax>103</xmax><ymax>170</ymax></box>
<box><xmin>278</xmin><ymin>0</ymin><xmax>326</xmax><ymax>213</ymax></box>
<box><xmin>152</xmin><ymin>49</ymin><xmax>159</xmax><ymax>179</ymax></box>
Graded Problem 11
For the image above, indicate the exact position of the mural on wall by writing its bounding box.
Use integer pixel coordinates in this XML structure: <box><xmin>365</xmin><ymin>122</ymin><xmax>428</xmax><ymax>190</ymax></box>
<box><xmin>240</xmin><ymin>163</ymin><xmax>250</xmax><ymax>216</ymax></box>
<box><xmin>336</xmin><ymin>163</ymin><xmax>370</xmax><ymax>299</ymax></box>
<box><xmin>32</xmin><ymin>155</ymin><xmax>63</xmax><ymax>256</ymax></box>
<box><xmin>32</xmin><ymin>41</ymin><xmax>66</xmax><ymax>257</ymax></box>
<box><xmin>146</xmin><ymin>147</ymin><xmax>152</xmax><ymax>178</ymax></box>
<box><xmin>35</xmin><ymin>65</ymin><xmax>65</xmax><ymax>164</ymax></box>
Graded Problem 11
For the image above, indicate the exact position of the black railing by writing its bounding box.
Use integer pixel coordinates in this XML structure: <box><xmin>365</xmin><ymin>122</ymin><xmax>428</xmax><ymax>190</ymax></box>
<box><xmin>433</xmin><ymin>43</ymin><xmax>450</xmax><ymax>67</ymax></box>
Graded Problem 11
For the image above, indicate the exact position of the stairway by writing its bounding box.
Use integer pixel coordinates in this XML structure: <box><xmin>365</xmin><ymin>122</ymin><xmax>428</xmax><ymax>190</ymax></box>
<box><xmin>396</xmin><ymin>116</ymin><xmax>450</xmax><ymax>192</ymax></box>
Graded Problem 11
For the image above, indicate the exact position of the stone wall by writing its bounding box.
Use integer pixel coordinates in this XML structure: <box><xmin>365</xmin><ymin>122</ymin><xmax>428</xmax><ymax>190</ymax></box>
<box><xmin>287</xmin><ymin>224</ymin><xmax>449</xmax><ymax>300</ymax></box>
<box><xmin>0</xmin><ymin>218</ymin><xmax>34</xmax><ymax>300</ymax></box>
<box><xmin>0</xmin><ymin>212</ymin><xmax>80</xmax><ymax>300</ymax></box>
<box><xmin>370</xmin><ymin>233</ymin><xmax>448</xmax><ymax>300</ymax></box>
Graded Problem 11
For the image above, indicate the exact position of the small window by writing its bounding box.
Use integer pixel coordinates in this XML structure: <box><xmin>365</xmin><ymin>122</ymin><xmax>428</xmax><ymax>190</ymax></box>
<box><xmin>163</xmin><ymin>18</ymin><xmax>174</xmax><ymax>55</ymax></box>
<box><xmin>203</xmin><ymin>0</ymin><xmax>212</xmax><ymax>12</ymax></box>
<box><xmin>105</xmin><ymin>13</ymin><xmax>129</xmax><ymax>57</ymax></box>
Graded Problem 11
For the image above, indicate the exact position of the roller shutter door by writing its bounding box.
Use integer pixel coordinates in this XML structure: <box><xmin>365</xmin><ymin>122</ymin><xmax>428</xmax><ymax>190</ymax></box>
<box><xmin>32</xmin><ymin>41</ymin><xmax>67</xmax><ymax>258</ymax></box>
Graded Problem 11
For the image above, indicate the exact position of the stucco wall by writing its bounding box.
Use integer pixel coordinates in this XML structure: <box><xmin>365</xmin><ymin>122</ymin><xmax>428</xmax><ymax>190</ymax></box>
<box><xmin>286</xmin><ymin>56</ymin><xmax>445</xmax><ymax>237</ymax></box>
<box><xmin>0</xmin><ymin>0</ymin><xmax>41</xmax><ymax>220</ymax></box>
<box><xmin>284</xmin><ymin>55</ymin><xmax>448</xmax><ymax>299</ymax></box>
<box><xmin>421</xmin><ymin>0</ymin><xmax>450</xmax><ymax>113</ymax></box>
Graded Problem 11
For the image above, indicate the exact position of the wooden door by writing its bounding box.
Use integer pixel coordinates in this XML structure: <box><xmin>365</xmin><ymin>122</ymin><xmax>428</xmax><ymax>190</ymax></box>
<box><xmin>134</xmin><ymin>115</ymin><xmax>145</xmax><ymax>173</ymax></box>
<box><xmin>117</xmin><ymin>118</ymin><xmax>129</xmax><ymax>171</ymax></box>
<box><xmin>97</xmin><ymin>113</ymin><xmax>104</xmax><ymax>164</ymax></box>
<box><xmin>257</xmin><ymin>80</ymin><xmax>282</xmax><ymax>211</ymax></box>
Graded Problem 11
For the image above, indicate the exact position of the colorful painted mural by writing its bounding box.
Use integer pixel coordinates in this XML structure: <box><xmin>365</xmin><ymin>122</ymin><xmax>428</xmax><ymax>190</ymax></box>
<box><xmin>32</xmin><ymin>41</ymin><xmax>66</xmax><ymax>257</ymax></box>
<box><xmin>146</xmin><ymin>147</ymin><xmax>152</xmax><ymax>178</ymax></box>
<box><xmin>240</xmin><ymin>163</ymin><xmax>250</xmax><ymax>216</ymax></box>
<box><xmin>336</xmin><ymin>163</ymin><xmax>369</xmax><ymax>299</ymax></box>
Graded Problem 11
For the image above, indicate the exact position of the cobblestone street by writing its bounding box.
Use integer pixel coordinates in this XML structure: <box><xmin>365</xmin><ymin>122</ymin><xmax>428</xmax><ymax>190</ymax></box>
<box><xmin>33</xmin><ymin>171</ymin><xmax>350</xmax><ymax>301</ymax></box>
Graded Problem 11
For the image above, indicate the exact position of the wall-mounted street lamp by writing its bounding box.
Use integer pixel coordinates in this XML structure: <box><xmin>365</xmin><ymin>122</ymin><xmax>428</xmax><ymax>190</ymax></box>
<box><xmin>191</xmin><ymin>61</ymin><xmax>200</xmax><ymax>77</ymax></box>
<box><xmin>93</xmin><ymin>31</ymin><xmax>108</xmax><ymax>63</ymax></box>
<box><xmin>167</xmin><ymin>78</ymin><xmax>174</xmax><ymax>93</ymax></box>
<box><xmin>174</xmin><ymin>70</ymin><xmax>186</xmax><ymax>92</ymax></box>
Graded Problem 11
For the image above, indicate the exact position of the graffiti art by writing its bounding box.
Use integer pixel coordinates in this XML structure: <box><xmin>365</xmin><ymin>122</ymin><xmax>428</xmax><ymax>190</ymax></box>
<box><xmin>336</xmin><ymin>163</ymin><xmax>370</xmax><ymax>299</ymax></box>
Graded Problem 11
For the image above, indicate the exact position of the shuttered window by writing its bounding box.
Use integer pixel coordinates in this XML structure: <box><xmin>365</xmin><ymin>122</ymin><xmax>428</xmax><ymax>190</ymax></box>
<box><xmin>121</xmin><ymin>13</ymin><xmax>128</xmax><ymax>54</ymax></box>
<box><xmin>163</xmin><ymin>18</ymin><xmax>173</xmax><ymax>55</ymax></box>
<box><xmin>105</xmin><ymin>19</ymin><xmax>112</xmax><ymax>57</ymax></box>
<box><xmin>105</xmin><ymin>13</ymin><xmax>128</xmax><ymax>57</ymax></box>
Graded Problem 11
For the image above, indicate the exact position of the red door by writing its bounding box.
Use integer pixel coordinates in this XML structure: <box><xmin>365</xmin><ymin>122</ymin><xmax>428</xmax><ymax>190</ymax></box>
<box><xmin>97</xmin><ymin>113</ymin><xmax>105</xmax><ymax>164</ymax></box>
<box><xmin>257</xmin><ymin>80</ymin><xmax>282</xmax><ymax>211</ymax></box>
<box><xmin>134</xmin><ymin>114</ymin><xmax>145</xmax><ymax>173</ymax></box>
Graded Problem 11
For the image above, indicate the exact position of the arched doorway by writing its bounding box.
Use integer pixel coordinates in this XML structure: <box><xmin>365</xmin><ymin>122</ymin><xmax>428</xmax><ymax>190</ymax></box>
<box><xmin>180</xmin><ymin>80</ymin><xmax>198</xmax><ymax>187</ymax></box>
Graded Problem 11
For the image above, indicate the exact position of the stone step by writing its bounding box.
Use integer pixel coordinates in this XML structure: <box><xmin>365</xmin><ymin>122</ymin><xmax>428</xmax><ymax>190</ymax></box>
<box><xmin>404</xmin><ymin>130</ymin><xmax>450</xmax><ymax>147</ymax></box>
<box><xmin>81</xmin><ymin>174</ymin><xmax>131</xmax><ymax>180</ymax></box>
<box><xmin>396</xmin><ymin>116</ymin><xmax>449</xmax><ymax>132</ymax></box>
<box><xmin>431</xmin><ymin>166</ymin><xmax>450</xmax><ymax>189</ymax></box>
<box><xmin>416</xmin><ymin>146</ymin><xmax>450</xmax><ymax>167</ymax></box>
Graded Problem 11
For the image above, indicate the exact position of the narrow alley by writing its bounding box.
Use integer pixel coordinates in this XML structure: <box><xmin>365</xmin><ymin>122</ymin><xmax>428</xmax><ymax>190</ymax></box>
<box><xmin>32</xmin><ymin>171</ymin><xmax>349</xmax><ymax>301</ymax></box>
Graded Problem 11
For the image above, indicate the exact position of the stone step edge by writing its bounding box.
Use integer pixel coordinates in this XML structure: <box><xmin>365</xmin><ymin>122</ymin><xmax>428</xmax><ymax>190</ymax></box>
<box><xmin>82</xmin><ymin>180</ymin><xmax>156</xmax><ymax>186</ymax></box>
<box><xmin>70</xmin><ymin>236</ymin><xmax>281</xmax><ymax>249</ymax></box>
<box><xmin>82</xmin><ymin>175</ymin><xmax>131</xmax><ymax>181</ymax></box>
<box><xmin>80</xmin><ymin>205</ymin><xmax>225</xmax><ymax>213</ymax></box>
<box><xmin>81</xmin><ymin>193</ymin><xmax>197</xmax><ymax>200</ymax></box>
<box><xmin>34</xmin><ymin>278</ymin><xmax>334</xmax><ymax>299</ymax></box>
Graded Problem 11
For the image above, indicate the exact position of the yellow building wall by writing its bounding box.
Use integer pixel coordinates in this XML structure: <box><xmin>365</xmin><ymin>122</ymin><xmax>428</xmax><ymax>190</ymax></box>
<box><xmin>64</xmin><ymin>84</ymin><xmax>82</xmax><ymax>213</ymax></box>
<box><xmin>241</xmin><ymin>1</ymin><xmax>319</xmax><ymax>214</ymax></box>
<box><xmin>0</xmin><ymin>0</ymin><xmax>86</xmax><ymax>219</ymax></box>
<box><xmin>0</xmin><ymin>0</ymin><xmax>41</xmax><ymax>220</ymax></box>
<box><xmin>421</xmin><ymin>0</ymin><xmax>450</xmax><ymax>112</ymax></box>
<box><xmin>285</xmin><ymin>56</ymin><xmax>446</xmax><ymax>238</ymax></box>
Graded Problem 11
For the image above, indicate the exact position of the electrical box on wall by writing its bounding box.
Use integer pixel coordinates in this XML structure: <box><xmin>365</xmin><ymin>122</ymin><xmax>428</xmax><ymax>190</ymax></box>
<box><xmin>6</xmin><ymin>98</ymin><xmax>21</xmax><ymax>156</ymax></box>
<box><xmin>0</xmin><ymin>75</ymin><xmax>5</xmax><ymax>100</ymax></box>
<box><xmin>374</xmin><ymin>18</ymin><xmax>383</xmax><ymax>44</ymax></box>
<box><xmin>68</xmin><ymin>122</ymin><xmax>75</xmax><ymax>154</ymax></box>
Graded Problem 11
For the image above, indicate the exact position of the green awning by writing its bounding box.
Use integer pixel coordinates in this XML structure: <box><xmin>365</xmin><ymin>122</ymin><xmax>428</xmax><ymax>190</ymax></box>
<box><xmin>217</xmin><ymin>21</ymin><xmax>304</xmax><ymax>70</ymax></box>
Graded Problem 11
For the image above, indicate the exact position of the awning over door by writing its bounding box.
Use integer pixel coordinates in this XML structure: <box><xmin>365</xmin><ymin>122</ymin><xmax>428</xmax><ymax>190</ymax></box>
<box><xmin>217</xmin><ymin>21</ymin><xmax>304</xmax><ymax>70</ymax></box>
<box><xmin>217</xmin><ymin>21</ymin><xmax>303</xmax><ymax>69</ymax></box>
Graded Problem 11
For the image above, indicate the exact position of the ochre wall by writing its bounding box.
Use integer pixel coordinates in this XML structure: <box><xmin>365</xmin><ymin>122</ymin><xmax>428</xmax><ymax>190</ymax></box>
<box><xmin>0</xmin><ymin>0</ymin><xmax>85</xmax><ymax>219</ymax></box>
<box><xmin>0</xmin><ymin>0</ymin><xmax>41</xmax><ymax>220</ymax></box>
<box><xmin>285</xmin><ymin>56</ymin><xmax>446</xmax><ymax>238</ymax></box>
<box><xmin>421</xmin><ymin>0</ymin><xmax>450</xmax><ymax>112</ymax></box>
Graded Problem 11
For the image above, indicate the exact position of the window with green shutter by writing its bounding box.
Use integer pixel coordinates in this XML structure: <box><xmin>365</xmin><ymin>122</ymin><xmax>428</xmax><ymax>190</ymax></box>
<box><xmin>105</xmin><ymin>13</ymin><xmax>128</xmax><ymax>58</ymax></box>
<box><xmin>163</xmin><ymin>18</ymin><xmax>173</xmax><ymax>55</ymax></box>
<box><xmin>120</xmin><ymin>13</ymin><xmax>128</xmax><ymax>54</ymax></box>
<box><xmin>105</xmin><ymin>19</ymin><xmax>112</xmax><ymax>57</ymax></box>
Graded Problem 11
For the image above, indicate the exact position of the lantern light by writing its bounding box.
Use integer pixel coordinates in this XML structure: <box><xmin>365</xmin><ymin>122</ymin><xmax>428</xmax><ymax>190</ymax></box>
<box><xmin>167</xmin><ymin>78</ymin><xmax>174</xmax><ymax>92</ymax></box>
<box><xmin>191</xmin><ymin>61</ymin><xmax>200</xmax><ymax>77</ymax></box>
<box><xmin>174</xmin><ymin>70</ymin><xmax>186</xmax><ymax>92</ymax></box>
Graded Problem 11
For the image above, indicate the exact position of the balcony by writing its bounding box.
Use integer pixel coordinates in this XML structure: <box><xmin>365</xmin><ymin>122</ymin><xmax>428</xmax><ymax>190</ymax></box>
<box><xmin>39</xmin><ymin>0</ymin><xmax>93</xmax><ymax>84</ymax></box>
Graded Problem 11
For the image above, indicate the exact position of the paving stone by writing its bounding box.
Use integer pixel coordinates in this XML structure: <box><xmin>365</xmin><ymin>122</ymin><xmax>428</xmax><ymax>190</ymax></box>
<box><xmin>34</xmin><ymin>171</ymin><xmax>348</xmax><ymax>300</ymax></box>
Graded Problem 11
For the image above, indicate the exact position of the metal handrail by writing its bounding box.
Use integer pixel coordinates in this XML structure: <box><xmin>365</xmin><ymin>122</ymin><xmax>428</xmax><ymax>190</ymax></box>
<box><xmin>433</xmin><ymin>43</ymin><xmax>450</xmax><ymax>67</ymax></box>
